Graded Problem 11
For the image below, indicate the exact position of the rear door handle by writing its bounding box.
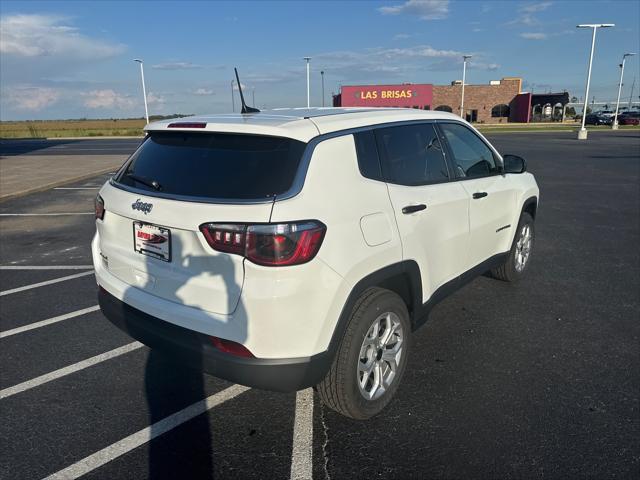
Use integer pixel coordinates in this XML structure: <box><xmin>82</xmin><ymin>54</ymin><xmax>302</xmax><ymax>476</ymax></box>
<box><xmin>402</xmin><ymin>204</ymin><xmax>427</xmax><ymax>214</ymax></box>
<box><xmin>473</xmin><ymin>192</ymin><xmax>488</xmax><ymax>199</ymax></box>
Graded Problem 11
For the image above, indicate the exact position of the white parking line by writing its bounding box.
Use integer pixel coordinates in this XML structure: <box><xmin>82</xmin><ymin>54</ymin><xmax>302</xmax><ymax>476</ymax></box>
<box><xmin>0</xmin><ymin>213</ymin><xmax>94</xmax><ymax>217</ymax></box>
<box><xmin>290</xmin><ymin>388</ymin><xmax>314</xmax><ymax>480</ymax></box>
<box><xmin>43</xmin><ymin>384</ymin><xmax>250</xmax><ymax>479</ymax></box>
<box><xmin>0</xmin><ymin>265</ymin><xmax>93</xmax><ymax>270</ymax></box>
<box><xmin>0</xmin><ymin>305</ymin><xmax>100</xmax><ymax>338</ymax></box>
<box><xmin>0</xmin><ymin>271</ymin><xmax>94</xmax><ymax>296</ymax></box>
<box><xmin>0</xmin><ymin>341</ymin><xmax>143</xmax><ymax>399</ymax></box>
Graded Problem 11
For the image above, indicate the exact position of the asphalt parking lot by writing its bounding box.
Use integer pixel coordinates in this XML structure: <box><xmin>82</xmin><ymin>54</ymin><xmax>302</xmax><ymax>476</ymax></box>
<box><xmin>0</xmin><ymin>131</ymin><xmax>638</xmax><ymax>479</ymax></box>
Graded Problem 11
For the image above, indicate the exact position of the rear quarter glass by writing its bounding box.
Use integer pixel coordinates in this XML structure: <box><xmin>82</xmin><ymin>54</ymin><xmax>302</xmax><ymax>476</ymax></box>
<box><xmin>115</xmin><ymin>132</ymin><xmax>307</xmax><ymax>200</ymax></box>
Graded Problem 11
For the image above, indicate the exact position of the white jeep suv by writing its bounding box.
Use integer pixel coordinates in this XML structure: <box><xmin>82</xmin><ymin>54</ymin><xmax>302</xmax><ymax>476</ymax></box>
<box><xmin>93</xmin><ymin>108</ymin><xmax>539</xmax><ymax>419</ymax></box>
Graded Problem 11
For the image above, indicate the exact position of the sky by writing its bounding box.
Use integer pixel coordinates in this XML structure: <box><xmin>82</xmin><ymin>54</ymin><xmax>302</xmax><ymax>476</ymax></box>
<box><xmin>1</xmin><ymin>0</ymin><xmax>639</xmax><ymax>120</ymax></box>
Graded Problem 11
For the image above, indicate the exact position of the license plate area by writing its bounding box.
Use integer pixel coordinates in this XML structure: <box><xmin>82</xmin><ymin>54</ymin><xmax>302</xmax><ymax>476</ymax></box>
<box><xmin>133</xmin><ymin>221</ymin><xmax>171</xmax><ymax>262</ymax></box>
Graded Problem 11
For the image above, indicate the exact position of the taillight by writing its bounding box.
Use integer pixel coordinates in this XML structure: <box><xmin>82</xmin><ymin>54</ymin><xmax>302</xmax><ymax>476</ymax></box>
<box><xmin>209</xmin><ymin>336</ymin><xmax>254</xmax><ymax>358</ymax></box>
<box><xmin>200</xmin><ymin>224</ymin><xmax>246</xmax><ymax>255</ymax></box>
<box><xmin>200</xmin><ymin>221</ymin><xmax>326</xmax><ymax>267</ymax></box>
<box><xmin>95</xmin><ymin>194</ymin><xmax>105</xmax><ymax>220</ymax></box>
<box><xmin>167</xmin><ymin>122</ymin><xmax>207</xmax><ymax>128</ymax></box>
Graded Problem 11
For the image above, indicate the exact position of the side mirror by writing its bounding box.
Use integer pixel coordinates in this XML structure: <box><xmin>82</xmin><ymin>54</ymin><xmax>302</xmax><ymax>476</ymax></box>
<box><xmin>502</xmin><ymin>154</ymin><xmax>527</xmax><ymax>174</ymax></box>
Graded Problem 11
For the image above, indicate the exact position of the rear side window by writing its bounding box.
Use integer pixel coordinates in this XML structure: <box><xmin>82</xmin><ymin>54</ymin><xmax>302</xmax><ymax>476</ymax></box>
<box><xmin>375</xmin><ymin>123</ymin><xmax>449</xmax><ymax>186</ymax></box>
<box><xmin>354</xmin><ymin>130</ymin><xmax>383</xmax><ymax>181</ymax></box>
<box><xmin>116</xmin><ymin>132</ymin><xmax>306</xmax><ymax>200</ymax></box>
<box><xmin>438</xmin><ymin>123</ymin><xmax>499</xmax><ymax>178</ymax></box>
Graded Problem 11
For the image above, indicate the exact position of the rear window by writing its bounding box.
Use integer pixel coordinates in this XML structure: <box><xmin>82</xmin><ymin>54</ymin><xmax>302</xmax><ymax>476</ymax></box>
<box><xmin>116</xmin><ymin>132</ymin><xmax>306</xmax><ymax>200</ymax></box>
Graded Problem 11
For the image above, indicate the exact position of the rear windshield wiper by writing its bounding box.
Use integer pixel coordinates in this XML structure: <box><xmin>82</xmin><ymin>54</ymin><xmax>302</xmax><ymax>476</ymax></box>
<box><xmin>126</xmin><ymin>172</ymin><xmax>162</xmax><ymax>191</ymax></box>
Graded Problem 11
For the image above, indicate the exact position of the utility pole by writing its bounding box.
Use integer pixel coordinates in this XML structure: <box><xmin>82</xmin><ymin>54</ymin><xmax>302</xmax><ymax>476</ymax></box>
<box><xmin>133</xmin><ymin>59</ymin><xmax>149</xmax><ymax>124</ymax></box>
<box><xmin>304</xmin><ymin>57</ymin><xmax>311</xmax><ymax>108</ymax></box>
<box><xmin>231</xmin><ymin>80</ymin><xmax>235</xmax><ymax>112</ymax></box>
<box><xmin>576</xmin><ymin>23</ymin><xmax>615</xmax><ymax>139</ymax></box>
<box><xmin>613</xmin><ymin>53</ymin><xmax>636</xmax><ymax>129</ymax></box>
<box><xmin>460</xmin><ymin>55</ymin><xmax>472</xmax><ymax>119</ymax></box>
<box><xmin>321</xmin><ymin>70</ymin><xmax>325</xmax><ymax>107</ymax></box>
<box><xmin>252</xmin><ymin>87</ymin><xmax>255</xmax><ymax>107</ymax></box>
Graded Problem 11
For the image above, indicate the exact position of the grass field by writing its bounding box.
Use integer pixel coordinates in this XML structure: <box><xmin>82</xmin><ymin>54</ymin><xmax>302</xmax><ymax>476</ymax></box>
<box><xmin>0</xmin><ymin>118</ymin><xmax>637</xmax><ymax>139</ymax></box>
<box><xmin>0</xmin><ymin>118</ymin><xmax>147</xmax><ymax>138</ymax></box>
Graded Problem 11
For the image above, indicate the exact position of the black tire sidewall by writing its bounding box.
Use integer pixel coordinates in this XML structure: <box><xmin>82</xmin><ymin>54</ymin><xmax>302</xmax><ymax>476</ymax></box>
<box><xmin>507</xmin><ymin>213</ymin><xmax>535</xmax><ymax>279</ymax></box>
<box><xmin>341</xmin><ymin>290</ymin><xmax>411</xmax><ymax>419</ymax></box>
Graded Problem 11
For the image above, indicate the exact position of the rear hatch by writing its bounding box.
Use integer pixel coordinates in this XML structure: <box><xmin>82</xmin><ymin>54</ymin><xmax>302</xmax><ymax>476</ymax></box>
<box><xmin>96</xmin><ymin>130</ymin><xmax>306</xmax><ymax>315</ymax></box>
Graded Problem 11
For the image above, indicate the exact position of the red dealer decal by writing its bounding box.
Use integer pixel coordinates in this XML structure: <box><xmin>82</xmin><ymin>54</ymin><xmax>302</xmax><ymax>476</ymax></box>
<box><xmin>136</xmin><ymin>231</ymin><xmax>167</xmax><ymax>244</ymax></box>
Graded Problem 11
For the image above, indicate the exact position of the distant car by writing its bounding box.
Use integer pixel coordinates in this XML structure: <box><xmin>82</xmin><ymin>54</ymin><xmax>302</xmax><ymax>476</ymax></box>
<box><xmin>618</xmin><ymin>111</ymin><xmax>640</xmax><ymax>126</ymax></box>
<box><xmin>584</xmin><ymin>113</ymin><xmax>612</xmax><ymax>126</ymax></box>
<box><xmin>599</xmin><ymin>110</ymin><xmax>615</xmax><ymax>118</ymax></box>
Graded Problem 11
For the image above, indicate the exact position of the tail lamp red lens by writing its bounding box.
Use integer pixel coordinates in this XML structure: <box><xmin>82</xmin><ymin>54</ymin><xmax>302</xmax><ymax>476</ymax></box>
<box><xmin>95</xmin><ymin>194</ymin><xmax>105</xmax><ymax>220</ymax></box>
<box><xmin>209</xmin><ymin>336</ymin><xmax>254</xmax><ymax>358</ymax></box>
<box><xmin>200</xmin><ymin>221</ymin><xmax>326</xmax><ymax>266</ymax></box>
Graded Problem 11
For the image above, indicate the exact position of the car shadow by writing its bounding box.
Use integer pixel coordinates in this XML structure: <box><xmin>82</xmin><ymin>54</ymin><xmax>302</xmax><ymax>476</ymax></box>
<box><xmin>122</xmin><ymin>232</ymin><xmax>247</xmax><ymax>478</ymax></box>
<box><xmin>0</xmin><ymin>138</ymin><xmax>85</xmax><ymax>156</ymax></box>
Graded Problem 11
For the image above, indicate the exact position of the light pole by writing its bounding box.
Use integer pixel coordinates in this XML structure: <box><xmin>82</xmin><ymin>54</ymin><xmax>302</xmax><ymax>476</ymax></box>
<box><xmin>231</xmin><ymin>80</ymin><xmax>235</xmax><ymax>112</ymax></box>
<box><xmin>133</xmin><ymin>59</ymin><xmax>149</xmax><ymax>124</ymax></box>
<box><xmin>320</xmin><ymin>70</ymin><xmax>325</xmax><ymax>107</ymax></box>
<box><xmin>460</xmin><ymin>55</ymin><xmax>472</xmax><ymax>119</ymax></box>
<box><xmin>252</xmin><ymin>86</ymin><xmax>255</xmax><ymax>107</ymax></box>
<box><xmin>304</xmin><ymin>57</ymin><xmax>311</xmax><ymax>108</ymax></box>
<box><xmin>576</xmin><ymin>23</ymin><xmax>615</xmax><ymax>139</ymax></box>
<box><xmin>613</xmin><ymin>53</ymin><xmax>636</xmax><ymax>129</ymax></box>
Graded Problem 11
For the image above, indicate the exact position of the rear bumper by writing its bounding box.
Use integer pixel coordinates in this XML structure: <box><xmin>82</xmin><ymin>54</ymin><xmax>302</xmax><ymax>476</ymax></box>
<box><xmin>98</xmin><ymin>287</ymin><xmax>331</xmax><ymax>392</ymax></box>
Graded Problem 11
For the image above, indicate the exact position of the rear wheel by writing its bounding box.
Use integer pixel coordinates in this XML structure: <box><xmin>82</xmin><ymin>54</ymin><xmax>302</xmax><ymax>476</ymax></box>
<box><xmin>317</xmin><ymin>288</ymin><xmax>411</xmax><ymax>419</ymax></box>
<box><xmin>491</xmin><ymin>212</ymin><xmax>535</xmax><ymax>282</ymax></box>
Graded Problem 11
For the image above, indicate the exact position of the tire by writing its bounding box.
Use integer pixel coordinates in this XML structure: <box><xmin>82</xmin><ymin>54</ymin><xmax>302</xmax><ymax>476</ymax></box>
<box><xmin>317</xmin><ymin>287</ymin><xmax>411</xmax><ymax>420</ymax></box>
<box><xmin>491</xmin><ymin>212</ymin><xmax>535</xmax><ymax>282</ymax></box>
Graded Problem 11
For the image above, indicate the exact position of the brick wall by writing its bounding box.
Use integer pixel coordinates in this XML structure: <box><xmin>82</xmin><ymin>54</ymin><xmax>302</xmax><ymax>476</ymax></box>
<box><xmin>432</xmin><ymin>78</ymin><xmax>521</xmax><ymax>123</ymax></box>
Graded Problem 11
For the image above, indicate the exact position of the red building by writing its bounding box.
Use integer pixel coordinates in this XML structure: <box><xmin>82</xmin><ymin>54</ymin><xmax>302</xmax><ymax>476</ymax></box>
<box><xmin>333</xmin><ymin>78</ymin><xmax>531</xmax><ymax>123</ymax></box>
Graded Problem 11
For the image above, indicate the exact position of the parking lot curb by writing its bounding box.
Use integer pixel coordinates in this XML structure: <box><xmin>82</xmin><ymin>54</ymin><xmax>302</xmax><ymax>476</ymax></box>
<box><xmin>0</xmin><ymin>166</ymin><xmax>115</xmax><ymax>203</ymax></box>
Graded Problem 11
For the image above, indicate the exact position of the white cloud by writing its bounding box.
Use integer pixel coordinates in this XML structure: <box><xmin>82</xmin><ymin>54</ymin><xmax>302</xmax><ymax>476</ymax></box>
<box><xmin>147</xmin><ymin>92</ymin><xmax>166</xmax><ymax>108</ymax></box>
<box><xmin>313</xmin><ymin>45</ymin><xmax>500</xmax><ymax>79</ymax></box>
<box><xmin>0</xmin><ymin>14</ymin><xmax>125</xmax><ymax>58</ymax></box>
<box><xmin>193</xmin><ymin>88</ymin><xmax>215</xmax><ymax>96</ymax></box>
<box><xmin>472</xmin><ymin>62</ymin><xmax>500</xmax><ymax>71</ymax></box>
<box><xmin>379</xmin><ymin>0</ymin><xmax>449</xmax><ymax>20</ymax></box>
<box><xmin>151</xmin><ymin>62</ymin><xmax>203</xmax><ymax>70</ymax></box>
<box><xmin>82</xmin><ymin>89</ymin><xmax>135</xmax><ymax>109</ymax></box>
<box><xmin>520</xmin><ymin>30</ymin><xmax>573</xmax><ymax>40</ymax></box>
<box><xmin>4</xmin><ymin>86</ymin><xmax>61</xmax><ymax>110</ymax></box>
<box><xmin>508</xmin><ymin>1</ymin><xmax>553</xmax><ymax>26</ymax></box>
<box><xmin>521</xmin><ymin>32</ymin><xmax>548</xmax><ymax>40</ymax></box>
<box><xmin>521</xmin><ymin>2</ymin><xmax>553</xmax><ymax>14</ymax></box>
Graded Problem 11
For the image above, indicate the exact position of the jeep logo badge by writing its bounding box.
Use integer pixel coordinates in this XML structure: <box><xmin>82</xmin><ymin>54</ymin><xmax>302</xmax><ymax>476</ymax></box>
<box><xmin>132</xmin><ymin>199</ymin><xmax>153</xmax><ymax>215</ymax></box>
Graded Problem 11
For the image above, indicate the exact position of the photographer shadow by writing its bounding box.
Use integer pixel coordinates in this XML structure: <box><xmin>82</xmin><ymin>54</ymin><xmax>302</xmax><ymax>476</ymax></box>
<box><xmin>124</xmin><ymin>233</ymin><xmax>247</xmax><ymax>479</ymax></box>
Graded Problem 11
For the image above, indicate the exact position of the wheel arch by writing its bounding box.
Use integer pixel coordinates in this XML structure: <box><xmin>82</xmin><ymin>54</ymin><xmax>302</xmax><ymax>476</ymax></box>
<box><xmin>522</xmin><ymin>195</ymin><xmax>538</xmax><ymax>219</ymax></box>
<box><xmin>326</xmin><ymin>261</ymin><xmax>423</xmax><ymax>359</ymax></box>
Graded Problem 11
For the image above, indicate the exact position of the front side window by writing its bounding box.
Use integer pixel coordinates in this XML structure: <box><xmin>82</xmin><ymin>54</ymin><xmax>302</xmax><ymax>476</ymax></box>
<box><xmin>375</xmin><ymin>123</ymin><xmax>449</xmax><ymax>186</ymax></box>
<box><xmin>116</xmin><ymin>132</ymin><xmax>306</xmax><ymax>200</ymax></box>
<box><xmin>439</xmin><ymin>123</ymin><xmax>499</xmax><ymax>178</ymax></box>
